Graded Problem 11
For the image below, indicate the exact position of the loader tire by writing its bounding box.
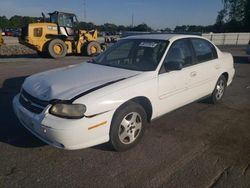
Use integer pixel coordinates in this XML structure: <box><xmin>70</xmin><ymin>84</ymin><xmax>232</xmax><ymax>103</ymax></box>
<box><xmin>48</xmin><ymin>39</ymin><xmax>67</xmax><ymax>58</ymax></box>
<box><xmin>86</xmin><ymin>41</ymin><xmax>101</xmax><ymax>56</ymax></box>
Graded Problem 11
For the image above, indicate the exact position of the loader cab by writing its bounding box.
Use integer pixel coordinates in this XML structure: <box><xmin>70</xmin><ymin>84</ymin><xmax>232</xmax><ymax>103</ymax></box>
<box><xmin>49</xmin><ymin>11</ymin><xmax>79</xmax><ymax>37</ymax></box>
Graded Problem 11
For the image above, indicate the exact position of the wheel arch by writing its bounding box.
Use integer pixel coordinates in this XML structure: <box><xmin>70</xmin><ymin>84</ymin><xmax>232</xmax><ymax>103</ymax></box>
<box><xmin>221</xmin><ymin>72</ymin><xmax>229</xmax><ymax>83</ymax></box>
<box><xmin>46</xmin><ymin>34</ymin><xmax>67</xmax><ymax>41</ymax></box>
<box><xmin>113</xmin><ymin>96</ymin><xmax>153</xmax><ymax>123</ymax></box>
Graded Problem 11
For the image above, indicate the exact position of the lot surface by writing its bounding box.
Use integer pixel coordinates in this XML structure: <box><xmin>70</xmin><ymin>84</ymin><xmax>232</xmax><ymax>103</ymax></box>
<box><xmin>0</xmin><ymin>46</ymin><xmax>250</xmax><ymax>188</ymax></box>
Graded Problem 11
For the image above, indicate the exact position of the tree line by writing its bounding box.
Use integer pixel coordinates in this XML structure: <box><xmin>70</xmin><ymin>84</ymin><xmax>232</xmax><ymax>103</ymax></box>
<box><xmin>0</xmin><ymin>15</ymin><xmax>153</xmax><ymax>32</ymax></box>
<box><xmin>0</xmin><ymin>0</ymin><xmax>249</xmax><ymax>33</ymax></box>
<box><xmin>173</xmin><ymin>0</ymin><xmax>250</xmax><ymax>33</ymax></box>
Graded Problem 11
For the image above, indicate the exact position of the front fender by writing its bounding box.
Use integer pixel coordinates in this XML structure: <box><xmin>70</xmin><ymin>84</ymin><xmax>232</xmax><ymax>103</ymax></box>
<box><xmin>74</xmin><ymin>76</ymin><xmax>158</xmax><ymax>119</ymax></box>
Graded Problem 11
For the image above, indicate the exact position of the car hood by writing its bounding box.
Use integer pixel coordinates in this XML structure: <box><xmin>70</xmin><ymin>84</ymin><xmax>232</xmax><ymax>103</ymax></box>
<box><xmin>23</xmin><ymin>62</ymin><xmax>140</xmax><ymax>101</ymax></box>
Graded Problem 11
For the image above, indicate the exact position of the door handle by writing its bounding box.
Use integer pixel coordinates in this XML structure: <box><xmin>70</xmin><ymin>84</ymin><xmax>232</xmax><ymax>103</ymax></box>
<box><xmin>190</xmin><ymin>71</ymin><xmax>197</xmax><ymax>77</ymax></box>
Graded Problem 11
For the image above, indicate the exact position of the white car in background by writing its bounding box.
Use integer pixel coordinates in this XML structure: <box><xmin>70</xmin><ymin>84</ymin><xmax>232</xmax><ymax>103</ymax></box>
<box><xmin>13</xmin><ymin>34</ymin><xmax>235</xmax><ymax>151</ymax></box>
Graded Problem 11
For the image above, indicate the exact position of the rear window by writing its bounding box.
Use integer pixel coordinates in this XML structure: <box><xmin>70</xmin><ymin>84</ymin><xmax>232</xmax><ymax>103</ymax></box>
<box><xmin>191</xmin><ymin>39</ymin><xmax>218</xmax><ymax>63</ymax></box>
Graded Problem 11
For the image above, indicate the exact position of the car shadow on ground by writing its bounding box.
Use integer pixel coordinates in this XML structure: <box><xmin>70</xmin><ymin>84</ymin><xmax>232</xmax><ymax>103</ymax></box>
<box><xmin>0</xmin><ymin>76</ymin><xmax>46</xmax><ymax>148</ymax></box>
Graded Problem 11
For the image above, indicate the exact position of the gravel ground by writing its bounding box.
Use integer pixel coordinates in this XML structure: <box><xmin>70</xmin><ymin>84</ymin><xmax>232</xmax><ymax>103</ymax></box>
<box><xmin>0</xmin><ymin>44</ymin><xmax>35</xmax><ymax>57</ymax></box>
<box><xmin>0</xmin><ymin>36</ymin><xmax>108</xmax><ymax>57</ymax></box>
<box><xmin>0</xmin><ymin>46</ymin><xmax>249</xmax><ymax>188</ymax></box>
<box><xmin>0</xmin><ymin>37</ymin><xmax>35</xmax><ymax>57</ymax></box>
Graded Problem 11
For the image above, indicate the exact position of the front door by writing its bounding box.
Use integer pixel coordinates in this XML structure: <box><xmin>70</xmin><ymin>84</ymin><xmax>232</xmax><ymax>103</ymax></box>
<box><xmin>157</xmin><ymin>39</ymin><xmax>195</xmax><ymax>116</ymax></box>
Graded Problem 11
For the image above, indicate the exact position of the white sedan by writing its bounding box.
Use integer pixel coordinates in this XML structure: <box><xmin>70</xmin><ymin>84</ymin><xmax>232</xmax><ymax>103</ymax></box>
<box><xmin>13</xmin><ymin>34</ymin><xmax>235</xmax><ymax>151</ymax></box>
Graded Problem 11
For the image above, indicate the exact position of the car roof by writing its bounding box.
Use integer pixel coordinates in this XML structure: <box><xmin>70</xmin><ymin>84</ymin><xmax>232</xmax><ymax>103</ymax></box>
<box><xmin>125</xmin><ymin>34</ymin><xmax>203</xmax><ymax>41</ymax></box>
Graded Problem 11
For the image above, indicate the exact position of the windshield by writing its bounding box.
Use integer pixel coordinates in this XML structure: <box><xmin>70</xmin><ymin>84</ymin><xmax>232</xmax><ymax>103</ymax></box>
<box><xmin>59</xmin><ymin>14</ymin><xmax>73</xmax><ymax>27</ymax></box>
<box><xmin>92</xmin><ymin>39</ymin><xmax>168</xmax><ymax>71</ymax></box>
<box><xmin>50</xmin><ymin>14</ymin><xmax>57</xmax><ymax>23</ymax></box>
<box><xmin>50</xmin><ymin>13</ymin><xmax>78</xmax><ymax>28</ymax></box>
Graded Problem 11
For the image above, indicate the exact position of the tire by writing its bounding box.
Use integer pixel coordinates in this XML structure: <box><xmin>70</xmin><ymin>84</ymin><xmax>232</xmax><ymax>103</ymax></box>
<box><xmin>109</xmin><ymin>102</ymin><xmax>147</xmax><ymax>152</ymax></box>
<box><xmin>208</xmin><ymin>75</ymin><xmax>227</xmax><ymax>104</ymax></box>
<box><xmin>48</xmin><ymin>39</ymin><xmax>67</xmax><ymax>58</ymax></box>
<box><xmin>86</xmin><ymin>41</ymin><xmax>101</xmax><ymax>56</ymax></box>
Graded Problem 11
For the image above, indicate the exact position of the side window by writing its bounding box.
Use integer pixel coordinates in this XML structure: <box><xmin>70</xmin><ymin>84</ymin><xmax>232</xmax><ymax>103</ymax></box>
<box><xmin>191</xmin><ymin>39</ymin><xmax>218</xmax><ymax>63</ymax></box>
<box><xmin>161</xmin><ymin>39</ymin><xmax>193</xmax><ymax>73</ymax></box>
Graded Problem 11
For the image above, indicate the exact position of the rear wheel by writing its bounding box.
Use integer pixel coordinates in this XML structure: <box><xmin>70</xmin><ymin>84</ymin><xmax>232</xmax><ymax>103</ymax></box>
<box><xmin>48</xmin><ymin>39</ymin><xmax>67</xmax><ymax>58</ymax></box>
<box><xmin>208</xmin><ymin>75</ymin><xmax>227</xmax><ymax>104</ymax></box>
<box><xmin>85</xmin><ymin>41</ymin><xmax>101</xmax><ymax>56</ymax></box>
<box><xmin>109</xmin><ymin>102</ymin><xmax>147</xmax><ymax>151</ymax></box>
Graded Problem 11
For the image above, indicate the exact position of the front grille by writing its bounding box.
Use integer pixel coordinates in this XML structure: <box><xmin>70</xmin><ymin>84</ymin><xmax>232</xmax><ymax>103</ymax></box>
<box><xmin>19</xmin><ymin>89</ymin><xmax>49</xmax><ymax>114</ymax></box>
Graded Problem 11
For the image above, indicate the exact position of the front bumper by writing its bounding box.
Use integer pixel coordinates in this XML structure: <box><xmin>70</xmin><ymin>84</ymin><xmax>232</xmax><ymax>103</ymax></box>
<box><xmin>13</xmin><ymin>94</ymin><xmax>111</xmax><ymax>150</ymax></box>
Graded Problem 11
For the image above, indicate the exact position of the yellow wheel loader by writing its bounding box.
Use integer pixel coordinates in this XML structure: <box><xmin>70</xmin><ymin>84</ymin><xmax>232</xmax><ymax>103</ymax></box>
<box><xmin>19</xmin><ymin>11</ymin><xmax>102</xmax><ymax>58</ymax></box>
<box><xmin>0</xmin><ymin>30</ymin><xmax>4</xmax><ymax>45</ymax></box>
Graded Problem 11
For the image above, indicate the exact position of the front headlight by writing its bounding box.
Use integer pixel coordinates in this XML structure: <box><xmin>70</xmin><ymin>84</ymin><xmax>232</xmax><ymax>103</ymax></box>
<box><xmin>49</xmin><ymin>103</ymin><xmax>86</xmax><ymax>119</ymax></box>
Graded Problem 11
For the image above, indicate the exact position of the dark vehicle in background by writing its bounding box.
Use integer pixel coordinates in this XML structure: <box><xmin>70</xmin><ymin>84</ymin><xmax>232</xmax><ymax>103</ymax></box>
<box><xmin>3</xmin><ymin>28</ymin><xmax>21</xmax><ymax>37</ymax></box>
<box><xmin>4</xmin><ymin>29</ymin><xmax>13</xmax><ymax>36</ymax></box>
<box><xmin>12</xmin><ymin>29</ymin><xmax>21</xmax><ymax>37</ymax></box>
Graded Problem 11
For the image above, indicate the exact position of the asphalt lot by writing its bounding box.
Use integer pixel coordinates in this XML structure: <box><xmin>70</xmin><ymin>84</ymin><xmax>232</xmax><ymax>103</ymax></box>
<box><xmin>0</xmin><ymin>47</ymin><xmax>250</xmax><ymax>188</ymax></box>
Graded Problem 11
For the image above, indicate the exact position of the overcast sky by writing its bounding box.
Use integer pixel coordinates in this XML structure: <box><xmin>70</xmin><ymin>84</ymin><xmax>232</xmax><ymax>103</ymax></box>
<box><xmin>0</xmin><ymin>0</ymin><xmax>223</xmax><ymax>29</ymax></box>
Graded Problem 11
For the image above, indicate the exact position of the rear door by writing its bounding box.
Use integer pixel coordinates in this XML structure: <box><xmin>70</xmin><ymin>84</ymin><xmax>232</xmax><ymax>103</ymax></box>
<box><xmin>186</xmin><ymin>38</ymin><xmax>221</xmax><ymax>99</ymax></box>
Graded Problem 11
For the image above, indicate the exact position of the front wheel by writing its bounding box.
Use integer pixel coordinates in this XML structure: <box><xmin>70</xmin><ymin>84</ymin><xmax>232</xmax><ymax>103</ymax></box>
<box><xmin>85</xmin><ymin>41</ymin><xmax>101</xmax><ymax>56</ymax></box>
<box><xmin>208</xmin><ymin>75</ymin><xmax>227</xmax><ymax>104</ymax></box>
<box><xmin>109</xmin><ymin>102</ymin><xmax>147</xmax><ymax>152</ymax></box>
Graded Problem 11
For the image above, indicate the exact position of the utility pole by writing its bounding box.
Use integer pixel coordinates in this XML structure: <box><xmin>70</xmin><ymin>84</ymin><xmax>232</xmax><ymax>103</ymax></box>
<box><xmin>132</xmin><ymin>13</ymin><xmax>134</xmax><ymax>28</ymax></box>
<box><xmin>83</xmin><ymin>0</ymin><xmax>87</xmax><ymax>22</ymax></box>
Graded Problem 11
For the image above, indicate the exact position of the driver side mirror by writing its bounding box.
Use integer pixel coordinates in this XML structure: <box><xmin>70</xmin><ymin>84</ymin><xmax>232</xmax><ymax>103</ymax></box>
<box><xmin>164</xmin><ymin>60</ymin><xmax>183</xmax><ymax>71</ymax></box>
